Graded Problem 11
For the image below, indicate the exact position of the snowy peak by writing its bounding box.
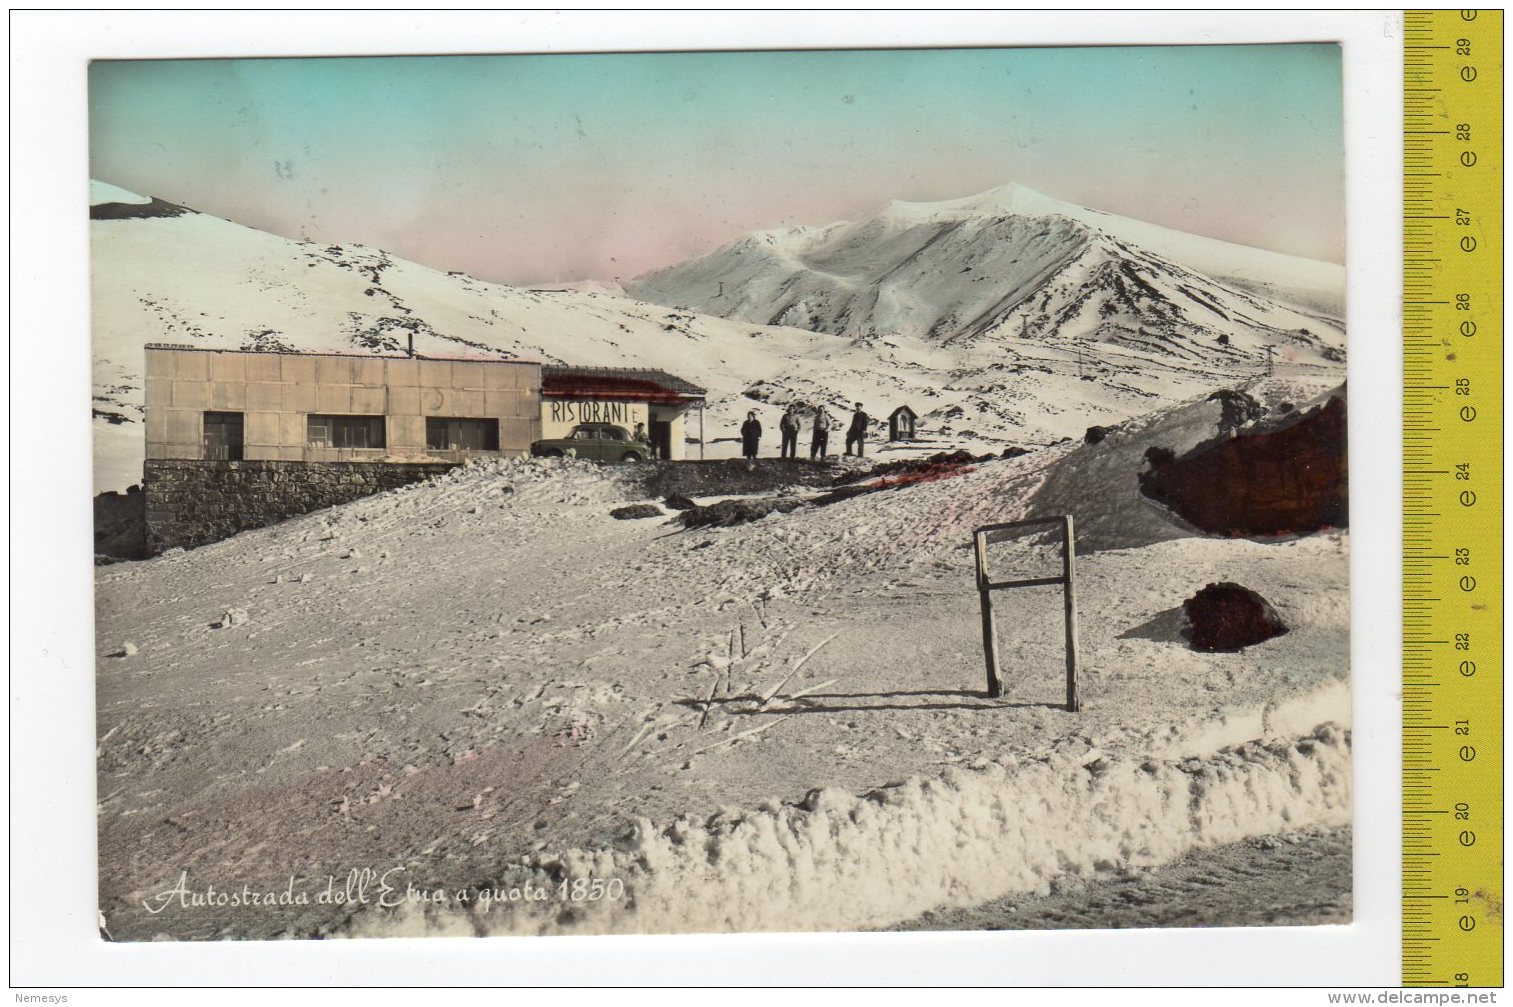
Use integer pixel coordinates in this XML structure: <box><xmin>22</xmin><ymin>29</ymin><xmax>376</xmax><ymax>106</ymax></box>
<box><xmin>862</xmin><ymin>181</ymin><xmax>1343</xmax><ymax>305</ymax></box>
<box><xmin>872</xmin><ymin>182</ymin><xmax>1085</xmax><ymax>228</ymax></box>
<box><xmin>627</xmin><ymin>180</ymin><xmax>1345</xmax><ymax>358</ymax></box>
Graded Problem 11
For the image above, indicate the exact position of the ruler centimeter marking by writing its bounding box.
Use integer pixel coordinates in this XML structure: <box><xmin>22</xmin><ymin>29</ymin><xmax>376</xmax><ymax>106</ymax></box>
<box><xmin>1401</xmin><ymin>9</ymin><xmax>1503</xmax><ymax>989</ymax></box>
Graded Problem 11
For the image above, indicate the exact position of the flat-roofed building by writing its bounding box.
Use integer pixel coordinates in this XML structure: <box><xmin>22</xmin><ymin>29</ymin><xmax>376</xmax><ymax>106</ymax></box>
<box><xmin>144</xmin><ymin>344</ymin><xmax>541</xmax><ymax>463</ymax></box>
<box><xmin>140</xmin><ymin>345</ymin><xmax>542</xmax><ymax>553</ymax></box>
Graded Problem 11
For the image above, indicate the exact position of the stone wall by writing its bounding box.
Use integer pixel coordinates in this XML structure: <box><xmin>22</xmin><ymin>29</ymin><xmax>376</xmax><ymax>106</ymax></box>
<box><xmin>143</xmin><ymin>459</ymin><xmax>459</xmax><ymax>554</ymax></box>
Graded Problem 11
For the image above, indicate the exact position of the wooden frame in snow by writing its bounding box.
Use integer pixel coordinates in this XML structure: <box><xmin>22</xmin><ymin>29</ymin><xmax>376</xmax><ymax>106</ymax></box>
<box><xmin>972</xmin><ymin>515</ymin><xmax>1081</xmax><ymax>712</ymax></box>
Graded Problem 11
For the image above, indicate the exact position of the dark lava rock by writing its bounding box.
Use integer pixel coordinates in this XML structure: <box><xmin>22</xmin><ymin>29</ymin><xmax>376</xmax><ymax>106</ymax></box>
<box><xmin>90</xmin><ymin>196</ymin><xmax>190</xmax><ymax>221</ymax></box>
<box><xmin>1139</xmin><ymin>394</ymin><xmax>1347</xmax><ymax>537</ymax></box>
<box><xmin>663</xmin><ymin>493</ymin><xmax>698</xmax><ymax>511</ymax></box>
<box><xmin>676</xmin><ymin>497</ymin><xmax>805</xmax><ymax>529</ymax></box>
<box><xmin>809</xmin><ymin>484</ymin><xmax>876</xmax><ymax>507</ymax></box>
<box><xmin>1143</xmin><ymin>446</ymin><xmax>1176</xmax><ymax>469</ymax></box>
<box><xmin>634</xmin><ymin>458</ymin><xmax>836</xmax><ymax>500</ymax></box>
<box><xmin>1208</xmin><ymin>388</ymin><xmax>1264</xmax><ymax>432</ymax></box>
<box><xmin>610</xmin><ymin>504</ymin><xmax>663</xmax><ymax>520</ymax></box>
<box><xmin>1001</xmin><ymin>446</ymin><xmax>1030</xmax><ymax>459</ymax></box>
<box><xmin>815</xmin><ymin>450</ymin><xmax>982</xmax><ymax>506</ymax></box>
<box><xmin>94</xmin><ymin>484</ymin><xmax>147</xmax><ymax>561</ymax></box>
<box><xmin>833</xmin><ymin>449</ymin><xmax>980</xmax><ymax>486</ymax></box>
<box><xmin>1084</xmin><ymin>425</ymin><xmax>1112</xmax><ymax>445</ymax></box>
<box><xmin>1183</xmin><ymin>582</ymin><xmax>1288</xmax><ymax>651</ymax></box>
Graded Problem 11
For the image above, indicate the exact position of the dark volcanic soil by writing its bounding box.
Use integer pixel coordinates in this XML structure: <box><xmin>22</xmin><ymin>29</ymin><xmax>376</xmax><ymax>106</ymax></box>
<box><xmin>633</xmin><ymin>457</ymin><xmax>861</xmax><ymax>499</ymax></box>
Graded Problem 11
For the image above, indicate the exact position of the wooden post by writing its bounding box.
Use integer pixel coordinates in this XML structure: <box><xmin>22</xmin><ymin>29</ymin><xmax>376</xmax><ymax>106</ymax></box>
<box><xmin>1061</xmin><ymin>515</ymin><xmax>1081</xmax><ymax>712</ymax></box>
<box><xmin>980</xmin><ymin>589</ymin><xmax>1002</xmax><ymax>698</ymax></box>
<box><xmin>974</xmin><ymin>531</ymin><xmax>1002</xmax><ymax>697</ymax></box>
<box><xmin>971</xmin><ymin>516</ymin><xmax>1081</xmax><ymax>711</ymax></box>
<box><xmin>699</xmin><ymin>401</ymin><xmax>706</xmax><ymax>461</ymax></box>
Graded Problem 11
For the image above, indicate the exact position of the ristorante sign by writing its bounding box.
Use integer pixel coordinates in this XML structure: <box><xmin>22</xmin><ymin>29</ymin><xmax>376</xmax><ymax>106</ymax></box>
<box><xmin>546</xmin><ymin>400</ymin><xmax>639</xmax><ymax>425</ymax></box>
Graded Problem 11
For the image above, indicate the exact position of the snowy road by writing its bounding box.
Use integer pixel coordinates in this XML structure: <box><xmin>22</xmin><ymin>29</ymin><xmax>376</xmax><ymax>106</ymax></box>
<box><xmin>889</xmin><ymin>826</ymin><xmax>1351</xmax><ymax>932</ymax></box>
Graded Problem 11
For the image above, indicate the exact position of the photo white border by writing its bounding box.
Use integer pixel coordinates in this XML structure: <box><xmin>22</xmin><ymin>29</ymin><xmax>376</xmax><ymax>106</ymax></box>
<box><xmin>9</xmin><ymin>9</ymin><xmax>1402</xmax><ymax>990</ymax></box>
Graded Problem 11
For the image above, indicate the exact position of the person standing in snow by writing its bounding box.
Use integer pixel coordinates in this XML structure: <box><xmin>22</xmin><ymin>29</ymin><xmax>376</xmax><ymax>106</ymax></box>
<box><xmin>740</xmin><ymin>410</ymin><xmax>763</xmax><ymax>462</ymax></box>
<box><xmin>779</xmin><ymin>405</ymin><xmax>801</xmax><ymax>460</ymax></box>
<box><xmin>845</xmin><ymin>402</ymin><xmax>870</xmax><ymax>458</ymax></box>
<box><xmin>810</xmin><ymin>406</ymin><xmax>832</xmax><ymax>460</ymax></box>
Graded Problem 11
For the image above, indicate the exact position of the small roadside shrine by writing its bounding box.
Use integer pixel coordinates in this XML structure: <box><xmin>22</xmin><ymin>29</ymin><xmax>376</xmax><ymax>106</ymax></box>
<box><xmin>889</xmin><ymin>404</ymin><xmax>918</xmax><ymax>441</ymax></box>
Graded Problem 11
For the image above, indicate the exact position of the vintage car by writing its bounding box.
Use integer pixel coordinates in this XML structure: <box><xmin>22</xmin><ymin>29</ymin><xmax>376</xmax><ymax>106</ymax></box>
<box><xmin>530</xmin><ymin>423</ymin><xmax>652</xmax><ymax>462</ymax></box>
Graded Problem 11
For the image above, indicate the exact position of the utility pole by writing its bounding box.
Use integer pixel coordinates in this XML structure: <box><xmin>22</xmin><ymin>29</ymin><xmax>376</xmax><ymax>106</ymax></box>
<box><xmin>1264</xmin><ymin>345</ymin><xmax>1275</xmax><ymax>378</ymax></box>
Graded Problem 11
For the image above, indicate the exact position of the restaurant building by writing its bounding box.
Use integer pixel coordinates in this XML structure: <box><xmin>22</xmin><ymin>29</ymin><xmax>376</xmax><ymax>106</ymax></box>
<box><xmin>541</xmin><ymin>365</ymin><xmax>707</xmax><ymax>461</ymax></box>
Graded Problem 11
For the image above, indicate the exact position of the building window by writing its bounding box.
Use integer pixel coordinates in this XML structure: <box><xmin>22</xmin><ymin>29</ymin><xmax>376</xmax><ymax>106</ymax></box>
<box><xmin>203</xmin><ymin>411</ymin><xmax>244</xmax><ymax>461</ymax></box>
<box><xmin>307</xmin><ymin>414</ymin><xmax>386</xmax><ymax>449</ymax></box>
<box><xmin>426</xmin><ymin>417</ymin><xmax>500</xmax><ymax>451</ymax></box>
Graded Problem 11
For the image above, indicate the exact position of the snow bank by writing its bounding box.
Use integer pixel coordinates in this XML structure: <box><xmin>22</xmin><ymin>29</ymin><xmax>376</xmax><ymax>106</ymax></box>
<box><xmin>1151</xmin><ymin>680</ymin><xmax>1351</xmax><ymax>760</ymax></box>
<box><xmin>342</xmin><ymin>717</ymin><xmax>1349</xmax><ymax>939</ymax></box>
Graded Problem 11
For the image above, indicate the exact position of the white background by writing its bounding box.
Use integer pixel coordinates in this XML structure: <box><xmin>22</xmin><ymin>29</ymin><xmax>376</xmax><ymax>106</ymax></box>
<box><xmin>9</xmin><ymin>10</ymin><xmax>1403</xmax><ymax>992</ymax></box>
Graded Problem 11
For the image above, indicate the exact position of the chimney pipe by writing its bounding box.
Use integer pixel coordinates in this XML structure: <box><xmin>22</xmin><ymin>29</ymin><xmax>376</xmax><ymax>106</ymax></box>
<box><xmin>407</xmin><ymin>334</ymin><xmax>414</xmax><ymax>358</ymax></box>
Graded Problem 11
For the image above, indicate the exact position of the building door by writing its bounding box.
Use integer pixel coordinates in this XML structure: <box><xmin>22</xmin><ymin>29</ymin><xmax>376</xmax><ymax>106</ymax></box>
<box><xmin>649</xmin><ymin>420</ymin><xmax>672</xmax><ymax>460</ymax></box>
<box><xmin>203</xmin><ymin>411</ymin><xmax>244</xmax><ymax>461</ymax></box>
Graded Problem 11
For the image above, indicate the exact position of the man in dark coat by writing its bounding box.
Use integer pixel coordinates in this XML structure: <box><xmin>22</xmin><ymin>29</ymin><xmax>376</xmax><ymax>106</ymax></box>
<box><xmin>740</xmin><ymin>411</ymin><xmax>762</xmax><ymax>461</ymax></box>
<box><xmin>845</xmin><ymin>402</ymin><xmax>870</xmax><ymax>457</ymax></box>
<box><xmin>779</xmin><ymin>406</ymin><xmax>801</xmax><ymax>459</ymax></box>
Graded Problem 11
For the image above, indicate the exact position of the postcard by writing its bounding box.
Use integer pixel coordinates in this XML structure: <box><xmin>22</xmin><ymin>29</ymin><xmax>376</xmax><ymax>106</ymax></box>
<box><xmin>12</xmin><ymin>10</ymin><xmax>1406</xmax><ymax>988</ymax></box>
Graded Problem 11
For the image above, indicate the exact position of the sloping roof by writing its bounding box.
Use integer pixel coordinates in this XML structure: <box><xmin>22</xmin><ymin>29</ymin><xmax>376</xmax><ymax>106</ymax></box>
<box><xmin>890</xmin><ymin>404</ymin><xmax>918</xmax><ymax>419</ymax></box>
<box><xmin>542</xmin><ymin>365</ymin><xmax>706</xmax><ymax>402</ymax></box>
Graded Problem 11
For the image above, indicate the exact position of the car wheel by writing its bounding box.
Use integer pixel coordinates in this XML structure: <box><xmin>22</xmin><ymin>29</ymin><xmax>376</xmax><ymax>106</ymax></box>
<box><xmin>620</xmin><ymin>451</ymin><xmax>643</xmax><ymax>462</ymax></box>
<box><xmin>543</xmin><ymin>448</ymin><xmax>564</xmax><ymax>458</ymax></box>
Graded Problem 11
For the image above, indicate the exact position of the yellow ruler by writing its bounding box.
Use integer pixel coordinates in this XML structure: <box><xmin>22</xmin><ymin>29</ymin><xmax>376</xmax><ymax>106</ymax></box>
<box><xmin>1402</xmin><ymin>8</ymin><xmax>1503</xmax><ymax>989</ymax></box>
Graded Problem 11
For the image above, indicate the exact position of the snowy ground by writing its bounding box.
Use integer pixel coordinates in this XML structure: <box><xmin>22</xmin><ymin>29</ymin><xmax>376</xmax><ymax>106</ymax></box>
<box><xmin>95</xmin><ymin>383</ymin><xmax>1350</xmax><ymax>941</ymax></box>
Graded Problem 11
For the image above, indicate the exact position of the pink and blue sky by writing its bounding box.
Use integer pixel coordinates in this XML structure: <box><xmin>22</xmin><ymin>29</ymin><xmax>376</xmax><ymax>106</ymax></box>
<box><xmin>89</xmin><ymin>44</ymin><xmax>1343</xmax><ymax>285</ymax></box>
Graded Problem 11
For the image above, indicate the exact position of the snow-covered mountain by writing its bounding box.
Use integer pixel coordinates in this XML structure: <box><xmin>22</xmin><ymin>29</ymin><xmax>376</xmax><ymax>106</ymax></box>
<box><xmin>90</xmin><ymin>180</ymin><xmax>1345</xmax><ymax>493</ymax></box>
<box><xmin>626</xmin><ymin>182</ymin><xmax>1346</xmax><ymax>356</ymax></box>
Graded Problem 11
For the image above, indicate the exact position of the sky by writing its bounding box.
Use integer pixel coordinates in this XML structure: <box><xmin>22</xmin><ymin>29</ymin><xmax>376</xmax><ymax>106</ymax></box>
<box><xmin>89</xmin><ymin>44</ymin><xmax>1344</xmax><ymax>286</ymax></box>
